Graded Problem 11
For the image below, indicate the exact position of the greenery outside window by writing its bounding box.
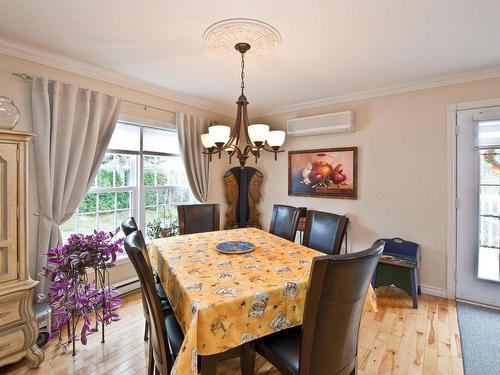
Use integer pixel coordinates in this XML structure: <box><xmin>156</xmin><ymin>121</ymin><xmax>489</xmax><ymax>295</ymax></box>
<box><xmin>60</xmin><ymin>121</ymin><xmax>196</xmax><ymax>242</ymax></box>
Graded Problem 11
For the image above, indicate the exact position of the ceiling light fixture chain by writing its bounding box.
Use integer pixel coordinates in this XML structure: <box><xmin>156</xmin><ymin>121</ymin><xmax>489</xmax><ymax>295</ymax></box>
<box><xmin>240</xmin><ymin>51</ymin><xmax>245</xmax><ymax>95</ymax></box>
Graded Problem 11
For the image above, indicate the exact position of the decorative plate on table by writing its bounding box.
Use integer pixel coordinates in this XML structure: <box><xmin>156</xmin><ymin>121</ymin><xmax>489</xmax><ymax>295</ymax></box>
<box><xmin>216</xmin><ymin>241</ymin><xmax>255</xmax><ymax>254</ymax></box>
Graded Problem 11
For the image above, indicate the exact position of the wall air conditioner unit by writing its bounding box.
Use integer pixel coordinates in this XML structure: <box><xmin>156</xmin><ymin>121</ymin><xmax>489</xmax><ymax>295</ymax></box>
<box><xmin>286</xmin><ymin>110</ymin><xmax>354</xmax><ymax>137</ymax></box>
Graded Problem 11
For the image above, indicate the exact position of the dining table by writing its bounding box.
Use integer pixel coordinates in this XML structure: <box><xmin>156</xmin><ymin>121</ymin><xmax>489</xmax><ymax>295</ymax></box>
<box><xmin>148</xmin><ymin>227</ymin><xmax>377</xmax><ymax>375</ymax></box>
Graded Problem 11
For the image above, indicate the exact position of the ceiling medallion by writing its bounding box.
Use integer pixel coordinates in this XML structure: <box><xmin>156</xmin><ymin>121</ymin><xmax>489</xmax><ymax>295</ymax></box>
<box><xmin>203</xmin><ymin>18</ymin><xmax>281</xmax><ymax>60</ymax></box>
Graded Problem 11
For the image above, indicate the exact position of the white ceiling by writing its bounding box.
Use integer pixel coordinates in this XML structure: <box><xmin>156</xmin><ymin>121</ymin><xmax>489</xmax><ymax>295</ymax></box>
<box><xmin>1</xmin><ymin>0</ymin><xmax>500</xmax><ymax>115</ymax></box>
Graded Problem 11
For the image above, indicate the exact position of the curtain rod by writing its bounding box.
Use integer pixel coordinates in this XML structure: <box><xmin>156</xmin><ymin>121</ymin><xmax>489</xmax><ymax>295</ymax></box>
<box><xmin>12</xmin><ymin>72</ymin><xmax>176</xmax><ymax>116</ymax></box>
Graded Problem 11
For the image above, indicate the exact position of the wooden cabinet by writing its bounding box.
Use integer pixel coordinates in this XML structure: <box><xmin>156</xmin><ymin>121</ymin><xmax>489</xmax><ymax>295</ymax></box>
<box><xmin>0</xmin><ymin>130</ymin><xmax>44</xmax><ymax>369</ymax></box>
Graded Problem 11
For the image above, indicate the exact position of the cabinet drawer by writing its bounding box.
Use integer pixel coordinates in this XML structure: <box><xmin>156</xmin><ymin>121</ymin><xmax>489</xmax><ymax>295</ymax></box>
<box><xmin>0</xmin><ymin>297</ymin><xmax>22</xmax><ymax>329</ymax></box>
<box><xmin>0</xmin><ymin>326</ymin><xmax>26</xmax><ymax>358</ymax></box>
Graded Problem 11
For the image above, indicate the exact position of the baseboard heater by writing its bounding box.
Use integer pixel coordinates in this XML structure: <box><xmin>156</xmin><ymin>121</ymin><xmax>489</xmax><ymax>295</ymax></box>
<box><xmin>115</xmin><ymin>277</ymin><xmax>141</xmax><ymax>295</ymax></box>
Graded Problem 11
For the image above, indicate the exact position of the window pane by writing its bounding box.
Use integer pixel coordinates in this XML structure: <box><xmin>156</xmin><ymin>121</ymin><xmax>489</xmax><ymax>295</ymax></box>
<box><xmin>78</xmin><ymin>213</ymin><xmax>97</xmax><ymax>234</ymax></box>
<box><xmin>114</xmin><ymin>154</ymin><xmax>132</xmax><ymax>187</ymax></box>
<box><xmin>97</xmin><ymin>155</ymin><xmax>114</xmax><ymax>187</ymax></box>
<box><xmin>117</xmin><ymin>191</ymin><xmax>131</xmax><ymax>209</ymax></box>
<box><xmin>108</xmin><ymin>122</ymin><xmax>140</xmax><ymax>152</ymax></box>
<box><xmin>60</xmin><ymin>215</ymin><xmax>76</xmax><ymax>239</ymax></box>
<box><xmin>99</xmin><ymin>192</ymin><xmax>116</xmax><ymax>211</ymax></box>
<box><xmin>116</xmin><ymin>209</ymin><xmax>132</xmax><ymax>230</ymax></box>
<box><xmin>477</xmin><ymin>149</ymin><xmax>500</xmax><ymax>282</ymax></box>
<box><xmin>145</xmin><ymin>190</ymin><xmax>157</xmax><ymax>207</ymax></box>
<box><xmin>143</xmin><ymin>155</ymin><xmax>156</xmax><ymax>186</ymax></box>
<box><xmin>143</xmin><ymin>127</ymin><xmax>179</xmax><ymax>154</ymax></box>
<box><xmin>79</xmin><ymin>192</ymin><xmax>97</xmax><ymax>213</ymax></box>
<box><xmin>145</xmin><ymin>207</ymin><xmax>156</xmax><ymax>225</ymax></box>
<box><xmin>99</xmin><ymin>211</ymin><xmax>115</xmax><ymax>231</ymax></box>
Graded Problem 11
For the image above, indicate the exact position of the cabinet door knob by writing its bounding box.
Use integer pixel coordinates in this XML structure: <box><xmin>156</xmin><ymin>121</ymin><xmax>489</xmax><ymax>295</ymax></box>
<box><xmin>0</xmin><ymin>311</ymin><xmax>9</xmax><ymax>318</ymax></box>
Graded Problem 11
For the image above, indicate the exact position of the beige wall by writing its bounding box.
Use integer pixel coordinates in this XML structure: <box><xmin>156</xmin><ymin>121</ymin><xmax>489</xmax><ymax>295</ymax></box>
<box><xmin>3</xmin><ymin>50</ymin><xmax>500</xmax><ymax>293</ymax></box>
<box><xmin>0</xmin><ymin>53</ymin><xmax>231</xmax><ymax>283</ymax></box>
<box><xmin>208</xmin><ymin>77</ymin><xmax>500</xmax><ymax>293</ymax></box>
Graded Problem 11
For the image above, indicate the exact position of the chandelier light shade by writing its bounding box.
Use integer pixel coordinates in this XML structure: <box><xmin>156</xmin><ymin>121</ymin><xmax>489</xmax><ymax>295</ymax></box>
<box><xmin>208</xmin><ymin>125</ymin><xmax>231</xmax><ymax>146</ymax></box>
<box><xmin>201</xmin><ymin>21</ymin><xmax>285</xmax><ymax>168</ymax></box>
<box><xmin>266</xmin><ymin>130</ymin><xmax>286</xmax><ymax>147</ymax></box>
<box><xmin>248</xmin><ymin>124</ymin><xmax>270</xmax><ymax>145</ymax></box>
<box><xmin>200</xmin><ymin>133</ymin><xmax>215</xmax><ymax>149</ymax></box>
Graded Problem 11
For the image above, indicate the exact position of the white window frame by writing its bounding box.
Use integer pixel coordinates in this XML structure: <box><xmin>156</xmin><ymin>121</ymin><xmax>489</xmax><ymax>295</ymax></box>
<box><xmin>61</xmin><ymin>115</ymin><xmax>195</xmax><ymax>242</ymax></box>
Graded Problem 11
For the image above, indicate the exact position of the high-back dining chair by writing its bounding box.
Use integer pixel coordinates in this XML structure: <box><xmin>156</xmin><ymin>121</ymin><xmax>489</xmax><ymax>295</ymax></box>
<box><xmin>253</xmin><ymin>241</ymin><xmax>385</xmax><ymax>375</ymax></box>
<box><xmin>121</xmin><ymin>216</ymin><xmax>138</xmax><ymax>236</ymax></box>
<box><xmin>120</xmin><ymin>218</ymin><xmax>171</xmax><ymax>345</ymax></box>
<box><xmin>124</xmin><ymin>231</ymin><xmax>184</xmax><ymax>375</ymax></box>
<box><xmin>177</xmin><ymin>203</ymin><xmax>220</xmax><ymax>235</ymax></box>
<box><xmin>302</xmin><ymin>210</ymin><xmax>349</xmax><ymax>255</ymax></box>
<box><xmin>269</xmin><ymin>204</ymin><xmax>301</xmax><ymax>242</ymax></box>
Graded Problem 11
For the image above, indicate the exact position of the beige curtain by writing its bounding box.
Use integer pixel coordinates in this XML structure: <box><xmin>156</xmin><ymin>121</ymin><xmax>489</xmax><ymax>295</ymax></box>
<box><xmin>32</xmin><ymin>77</ymin><xmax>121</xmax><ymax>292</ymax></box>
<box><xmin>176</xmin><ymin>113</ymin><xmax>210</xmax><ymax>202</ymax></box>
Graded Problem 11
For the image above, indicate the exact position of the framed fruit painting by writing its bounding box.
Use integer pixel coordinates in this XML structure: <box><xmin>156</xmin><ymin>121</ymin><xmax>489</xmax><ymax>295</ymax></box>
<box><xmin>288</xmin><ymin>147</ymin><xmax>357</xmax><ymax>199</ymax></box>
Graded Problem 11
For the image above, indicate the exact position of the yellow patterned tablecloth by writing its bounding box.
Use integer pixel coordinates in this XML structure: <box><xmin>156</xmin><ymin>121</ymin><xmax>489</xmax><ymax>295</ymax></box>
<box><xmin>149</xmin><ymin>227</ymin><xmax>377</xmax><ymax>375</ymax></box>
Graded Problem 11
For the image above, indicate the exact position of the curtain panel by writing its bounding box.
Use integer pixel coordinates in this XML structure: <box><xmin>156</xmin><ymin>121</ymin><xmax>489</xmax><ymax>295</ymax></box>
<box><xmin>32</xmin><ymin>77</ymin><xmax>121</xmax><ymax>293</ymax></box>
<box><xmin>176</xmin><ymin>113</ymin><xmax>210</xmax><ymax>203</ymax></box>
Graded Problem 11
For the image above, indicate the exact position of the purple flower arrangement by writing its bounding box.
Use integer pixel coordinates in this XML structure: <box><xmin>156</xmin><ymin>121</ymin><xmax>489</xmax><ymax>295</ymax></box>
<box><xmin>39</xmin><ymin>229</ymin><xmax>124</xmax><ymax>353</ymax></box>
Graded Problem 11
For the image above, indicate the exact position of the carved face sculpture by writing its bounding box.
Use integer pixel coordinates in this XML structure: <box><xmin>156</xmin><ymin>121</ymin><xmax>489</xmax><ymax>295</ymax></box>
<box><xmin>248</xmin><ymin>172</ymin><xmax>263</xmax><ymax>204</ymax></box>
<box><xmin>224</xmin><ymin>173</ymin><xmax>238</xmax><ymax>203</ymax></box>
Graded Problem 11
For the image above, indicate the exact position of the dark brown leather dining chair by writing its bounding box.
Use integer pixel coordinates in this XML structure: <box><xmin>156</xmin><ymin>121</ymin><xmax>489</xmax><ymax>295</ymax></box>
<box><xmin>120</xmin><ymin>218</ymin><xmax>171</xmax><ymax>343</ymax></box>
<box><xmin>252</xmin><ymin>240</ymin><xmax>385</xmax><ymax>375</ymax></box>
<box><xmin>269</xmin><ymin>204</ymin><xmax>301</xmax><ymax>242</ymax></box>
<box><xmin>302</xmin><ymin>210</ymin><xmax>349</xmax><ymax>255</ymax></box>
<box><xmin>177</xmin><ymin>203</ymin><xmax>220</xmax><ymax>235</ymax></box>
<box><xmin>124</xmin><ymin>231</ymin><xmax>184</xmax><ymax>375</ymax></box>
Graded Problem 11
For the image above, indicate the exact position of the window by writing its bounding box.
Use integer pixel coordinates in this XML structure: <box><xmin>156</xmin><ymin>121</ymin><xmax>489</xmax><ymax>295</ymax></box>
<box><xmin>60</xmin><ymin>121</ymin><xmax>197</xmax><ymax>240</ymax></box>
<box><xmin>477</xmin><ymin>120</ymin><xmax>500</xmax><ymax>282</ymax></box>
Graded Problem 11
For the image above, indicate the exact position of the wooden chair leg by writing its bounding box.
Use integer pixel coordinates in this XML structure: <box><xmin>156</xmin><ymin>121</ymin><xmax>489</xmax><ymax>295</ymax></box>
<box><xmin>417</xmin><ymin>269</ymin><xmax>422</xmax><ymax>295</ymax></box>
<box><xmin>144</xmin><ymin>319</ymin><xmax>149</xmax><ymax>341</ymax></box>
<box><xmin>147</xmin><ymin>339</ymin><xmax>154</xmax><ymax>375</ymax></box>
<box><xmin>241</xmin><ymin>343</ymin><xmax>255</xmax><ymax>375</ymax></box>
<box><xmin>410</xmin><ymin>268</ymin><xmax>418</xmax><ymax>309</ymax></box>
<box><xmin>200</xmin><ymin>355</ymin><xmax>217</xmax><ymax>375</ymax></box>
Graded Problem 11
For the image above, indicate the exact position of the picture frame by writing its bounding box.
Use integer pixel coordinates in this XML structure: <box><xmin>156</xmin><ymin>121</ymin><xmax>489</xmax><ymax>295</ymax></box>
<box><xmin>288</xmin><ymin>147</ymin><xmax>357</xmax><ymax>199</ymax></box>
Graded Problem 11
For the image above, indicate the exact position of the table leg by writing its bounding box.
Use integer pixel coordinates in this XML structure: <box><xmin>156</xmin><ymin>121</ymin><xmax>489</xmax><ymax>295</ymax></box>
<box><xmin>241</xmin><ymin>343</ymin><xmax>256</xmax><ymax>375</ymax></box>
<box><xmin>200</xmin><ymin>355</ymin><xmax>217</xmax><ymax>375</ymax></box>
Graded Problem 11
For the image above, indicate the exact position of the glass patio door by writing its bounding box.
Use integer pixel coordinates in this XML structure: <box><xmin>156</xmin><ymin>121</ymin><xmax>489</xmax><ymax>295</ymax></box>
<box><xmin>456</xmin><ymin>107</ymin><xmax>500</xmax><ymax>307</ymax></box>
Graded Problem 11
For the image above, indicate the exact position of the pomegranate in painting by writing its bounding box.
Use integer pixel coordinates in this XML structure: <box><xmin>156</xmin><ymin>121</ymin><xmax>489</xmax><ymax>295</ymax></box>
<box><xmin>302</xmin><ymin>161</ymin><xmax>347</xmax><ymax>186</ymax></box>
<box><xmin>331</xmin><ymin>164</ymin><xmax>347</xmax><ymax>184</ymax></box>
<box><xmin>309</xmin><ymin>161</ymin><xmax>333</xmax><ymax>183</ymax></box>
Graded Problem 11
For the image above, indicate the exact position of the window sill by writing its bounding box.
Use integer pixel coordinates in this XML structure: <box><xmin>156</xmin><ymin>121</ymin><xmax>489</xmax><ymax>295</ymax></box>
<box><xmin>116</xmin><ymin>254</ymin><xmax>131</xmax><ymax>266</ymax></box>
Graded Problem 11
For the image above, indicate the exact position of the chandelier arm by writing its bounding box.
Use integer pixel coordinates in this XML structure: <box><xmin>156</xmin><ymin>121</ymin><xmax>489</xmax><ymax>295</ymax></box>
<box><xmin>241</xmin><ymin>99</ymin><xmax>254</xmax><ymax>148</ymax></box>
<box><xmin>260</xmin><ymin>146</ymin><xmax>285</xmax><ymax>154</ymax></box>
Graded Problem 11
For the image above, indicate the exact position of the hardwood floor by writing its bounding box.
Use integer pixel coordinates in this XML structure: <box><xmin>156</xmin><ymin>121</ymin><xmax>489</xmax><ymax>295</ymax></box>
<box><xmin>2</xmin><ymin>287</ymin><xmax>463</xmax><ymax>375</ymax></box>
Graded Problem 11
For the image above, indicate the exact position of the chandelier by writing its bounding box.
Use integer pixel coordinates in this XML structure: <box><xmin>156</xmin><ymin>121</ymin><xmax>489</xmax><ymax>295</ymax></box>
<box><xmin>200</xmin><ymin>19</ymin><xmax>285</xmax><ymax>168</ymax></box>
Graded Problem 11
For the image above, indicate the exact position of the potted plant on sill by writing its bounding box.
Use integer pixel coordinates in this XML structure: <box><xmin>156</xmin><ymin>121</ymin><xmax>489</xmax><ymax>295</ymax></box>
<box><xmin>146</xmin><ymin>210</ymin><xmax>179</xmax><ymax>239</ymax></box>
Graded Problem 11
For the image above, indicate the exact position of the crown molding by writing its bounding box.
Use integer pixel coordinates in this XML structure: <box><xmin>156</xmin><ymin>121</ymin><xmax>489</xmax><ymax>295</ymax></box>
<box><xmin>0</xmin><ymin>38</ymin><xmax>233</xmax><ymax>116</ymax></box>
<box><xmin>254</xmin><ymin>67</ymin><xmax>500</xmax><ymax>118</ymax></box>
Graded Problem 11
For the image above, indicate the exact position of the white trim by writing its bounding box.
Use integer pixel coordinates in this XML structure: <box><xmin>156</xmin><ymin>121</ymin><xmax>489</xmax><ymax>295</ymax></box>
<box><xmin>449</xmin><ymin>98</ymin><xmax>500</xmax><ymax>111</ymax></box>
<box><xmin>447</xmin><ymin>106</ymin><xmax>458</xmax><ymax>300</ymax></box>
<box><xmin>3</xmin><ymin>39</ymin><xmax>500</xmax><ymax>119</ymax></box>
<box><xmin>446</xmin><ymin>97</ymin><xmax>500</xmax><ymax>301</ymax></box>
<box><xmin>255</xmin><ymin>68</ymin><xmax>500</xmax><ymax>117</ymax></box>
<box><xmin>456</xmin><ymin>298</ymin><xmax>500</xmax><ymax>311</ymax></box>
<box><xmin>119</xmin><ymin>114</ymin><xmax>176</xmax><ymax>130</ymax></box>
<box><xmin>420</xmin><ymin>284</ymin><xmax>448</xmax><ymax>299</ymax></box>
<box><xmin>0</xmin><ymin>38</ymin><xmax>232</xmax><ymax>116</ymax></box>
